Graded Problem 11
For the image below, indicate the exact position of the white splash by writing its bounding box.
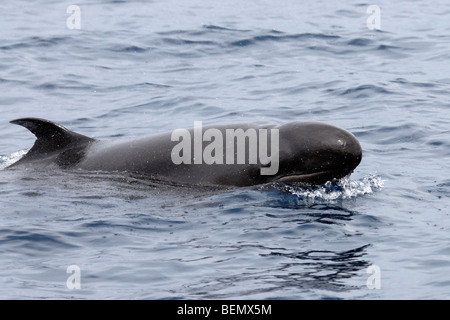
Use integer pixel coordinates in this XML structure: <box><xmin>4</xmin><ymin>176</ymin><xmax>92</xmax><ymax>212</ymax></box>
<box><xmin>285</xmin><ymin>175</ymin><xmax>385</xmax><ymax>201</ymax></box>
<box><xmin>0</xmin><ymin>150</ymin><xmax>27</xmax><ymax>170</ymax></box>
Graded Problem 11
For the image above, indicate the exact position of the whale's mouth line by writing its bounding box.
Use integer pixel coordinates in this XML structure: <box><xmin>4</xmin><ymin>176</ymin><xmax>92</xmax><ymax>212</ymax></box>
<box><xmin>274</xmin><ymin>169</ymin><xmax>352</xmax><ymax>185</ymax></box>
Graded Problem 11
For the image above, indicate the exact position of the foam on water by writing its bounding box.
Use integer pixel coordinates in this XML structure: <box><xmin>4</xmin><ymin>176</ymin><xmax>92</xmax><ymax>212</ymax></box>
<box><xmin>0</xmin><ymin>150</ymin><xmax>26</xmax><ymax>170</ymax></box>
<box><xmin>284</xmin><ymin>175</ymin><xmax>385</xmax><ymax>202</ymax></box>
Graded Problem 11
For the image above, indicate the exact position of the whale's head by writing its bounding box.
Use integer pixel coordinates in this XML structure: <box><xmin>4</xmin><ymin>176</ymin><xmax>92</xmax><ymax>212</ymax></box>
<box><xmin>273</xmin><ymin>122</ymin><xmax>362</xmax><ymax>185</ymax></box>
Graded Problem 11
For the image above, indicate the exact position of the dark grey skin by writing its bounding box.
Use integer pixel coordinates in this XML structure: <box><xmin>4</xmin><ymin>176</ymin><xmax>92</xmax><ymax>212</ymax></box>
<box><xmin>7</xmin><ymin>118</ymin><xmax>362</xmax><ymax>187</ymax></box>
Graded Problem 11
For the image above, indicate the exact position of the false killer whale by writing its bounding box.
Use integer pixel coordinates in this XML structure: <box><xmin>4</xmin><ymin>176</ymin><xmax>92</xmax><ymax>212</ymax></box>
<box><xmin>6</xmin><ymin>118</ymin><xmax>362</xmax><ymax>187</ymax></box>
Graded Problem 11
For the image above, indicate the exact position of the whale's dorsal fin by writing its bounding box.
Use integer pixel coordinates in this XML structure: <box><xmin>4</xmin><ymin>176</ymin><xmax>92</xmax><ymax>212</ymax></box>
<box><xmin>10</xmin><ymin>118</ymin><xmax>95</xmax><ymax>162</ymax></box>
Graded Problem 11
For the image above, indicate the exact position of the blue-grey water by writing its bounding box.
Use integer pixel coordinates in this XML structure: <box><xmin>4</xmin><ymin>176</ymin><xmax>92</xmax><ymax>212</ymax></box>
<box><xmin>0</xmin><ymin>0</ymin><xmax>449</xmax><ymax>299</ymax></box>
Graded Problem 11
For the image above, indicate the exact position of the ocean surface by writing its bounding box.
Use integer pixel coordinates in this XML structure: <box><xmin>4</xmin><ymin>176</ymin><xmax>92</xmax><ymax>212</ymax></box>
<box><xmin>0</xmin><ymin>0</ymin><xmax>449</xmax><ymax>299</ymax></box>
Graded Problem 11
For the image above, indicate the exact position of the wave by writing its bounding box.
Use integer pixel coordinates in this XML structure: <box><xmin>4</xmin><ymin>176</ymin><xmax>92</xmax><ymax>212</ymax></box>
<box><xmin>229</xmin><ymin>32</ymin><xmax>340</xmax><ymax>47</ymax></box>
<box><xmin>0</xmin><ymin>36</ymin><xmax>70</xmax><ymax>51</ymax></box>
